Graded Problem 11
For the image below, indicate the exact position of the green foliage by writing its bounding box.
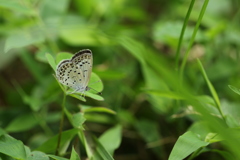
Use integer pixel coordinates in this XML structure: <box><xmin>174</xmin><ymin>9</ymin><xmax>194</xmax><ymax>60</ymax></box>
<box><xmin>1</xmin><ymin>0</ymin><xmax>240</xmax><ymax>159</ymax></box>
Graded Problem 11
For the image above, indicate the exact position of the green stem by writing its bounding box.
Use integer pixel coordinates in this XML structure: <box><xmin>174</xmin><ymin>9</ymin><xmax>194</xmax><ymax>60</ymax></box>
<box><xmin>55</xmin><ymin>93</ymin><xmax>66</xmax><ymax>155</ymax></box>
<box><xmin>180</xmin><ymin>0</ymin><xmax>209</xmax><ymax>82</ymax></box>
<box><xmin>175</xmin><ymin>0</ymin><xmax>196</xmax><ymax>69</ymax></box>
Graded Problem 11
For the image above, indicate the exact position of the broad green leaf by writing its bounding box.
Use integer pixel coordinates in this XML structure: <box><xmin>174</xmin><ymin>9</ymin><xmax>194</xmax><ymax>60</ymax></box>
<box><xmin>228</xmin><ymin>85</ymin><xmax>240</xmax><ymax>96</ymax></box>
<box><xmin>46</xmin><ymin>53</ymin><xmax>56</xmax><ymax>71</ymax></box>
<box><xmin>0</xmin><ymin>0</ymin><xmax>35</xmax><ymax>15</ymax></box>
<box><xmin>0</xmin><ymin>135</ymin><xmax>26</xmax><ymax>160</ymax></box>
<box><xmin>56</xmin><ymin>52</ymin><xmax>73</xmax><ymax>66</ymax></box>
<box><xmin>70</xmin><ymin>147</ymin><xmax>81</xmax><ymax>160</ymax></box>
<box><xmin>27</xmin><ymin>151</ymin><xmax>49</xmax><ymax>160</ymax></box>
<box><xmin>5</xmin><ymin>113</ymin><xmax>38</xmax><ymax>132</ymax></box>
<box><xmin>5</xmin><ymin>28</ymin><xmax>44</xmax><ymax>53</ymax></box>
<box><xmin>169</xmin><ymin>131</ymin><xmax>209</xmax><ymax>160</ymax></box>
<box><xmin>93</xmin><ymin>136</ymin><xmax>114</xmax><ymax>160</ymax></box>
<box><xmin>188</xmin><ymin>121</ymin><xmax>210</xmax><ymax>140</ymax></box>
<box><xmin>60</xmin><ymin>27</ymin><xmax>111</xmax><ymax>46</ymax></box>
<box><xmin>48</xmin><ymin>155</ymin><xmax>69</xmax><ymax>160</ymax></box>
<box><xmin>99</xmin><ymin>125</ymin><xmax>122</xmax><ymax>155</ymax></box>
<box><xmin>36</xmin><ymin>129</ymin><xmax>79</xmax><ymax>153</ymax></box>
<box><xmin>205</xmin><ymin>133</ymin><xmax>222</xmax><ymax>143</ymax></box>
<box><xmin>88</xmin><ymin>72</ymin><xmax>104</xmax><ymax>93</ymax></box>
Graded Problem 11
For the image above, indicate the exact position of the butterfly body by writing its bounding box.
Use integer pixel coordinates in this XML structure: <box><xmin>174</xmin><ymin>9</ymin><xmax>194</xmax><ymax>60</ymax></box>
<box><xmin>56</xmin><ymin>49</ymin><xmax>92</xmax><ymax>94</ymax></box>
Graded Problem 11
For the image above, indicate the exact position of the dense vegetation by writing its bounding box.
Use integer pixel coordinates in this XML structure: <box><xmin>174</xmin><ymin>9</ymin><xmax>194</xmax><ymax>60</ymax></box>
<box><xmin>0</xmin><ymin>0</ymin><xmax>240</xmax><ymax>159</ymax></box>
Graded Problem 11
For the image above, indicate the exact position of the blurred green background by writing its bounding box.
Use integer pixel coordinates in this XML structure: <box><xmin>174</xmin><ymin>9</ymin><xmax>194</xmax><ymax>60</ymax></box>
<box><xmin>0</xmin><ymin>0</ymin><xmax>240</xmax><ymax>160</ymax></box>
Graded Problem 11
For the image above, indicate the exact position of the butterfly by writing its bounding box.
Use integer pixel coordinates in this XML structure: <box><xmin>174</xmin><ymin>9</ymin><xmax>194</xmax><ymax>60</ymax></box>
<box><xmin>56</xmin><ymin>49</ymin><xmax>93</xmax><ymax>94</ymax></box>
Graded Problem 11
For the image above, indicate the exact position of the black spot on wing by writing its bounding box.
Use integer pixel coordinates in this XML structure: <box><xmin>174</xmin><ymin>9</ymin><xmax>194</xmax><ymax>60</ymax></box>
<box><xmin>57</xmin><ymin>60</ymin><xmax>71</xmax><ymax>69</ymax></box>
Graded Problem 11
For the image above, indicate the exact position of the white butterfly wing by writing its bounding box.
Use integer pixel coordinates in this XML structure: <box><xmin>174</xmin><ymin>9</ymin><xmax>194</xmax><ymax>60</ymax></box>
<box><xmin>56</xmin><ymin>49</ymin><xmax>93</xmax><ymax>93</ymax></box>
<box><xmin>72</xmin><ymin>49</ymin><xmax>92</xmax><ymax>90</ymax></box>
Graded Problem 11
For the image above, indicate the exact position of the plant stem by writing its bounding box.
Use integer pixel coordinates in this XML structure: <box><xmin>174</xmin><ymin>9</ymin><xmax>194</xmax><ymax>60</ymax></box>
<box><xmin>180</xmin><ymin>0</ymin><xmax>209</xmax><ymax>82</ymax></box>
<box><xmin>55</xmin><ymin>93</ymin><xmax>66</xmax><ymax>155</ymax></box>
<box><xmin>175</xmin><ymin>0</ymin><xmax>196</xmax><ymax>69</ymax></box>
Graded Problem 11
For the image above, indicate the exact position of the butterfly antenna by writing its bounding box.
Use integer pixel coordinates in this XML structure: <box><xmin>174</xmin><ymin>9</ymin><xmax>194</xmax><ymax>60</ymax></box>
<box><xmin>89</xmin><ymin>80</ymin><xmax>101</xmax><ymax>85</ymax></box>
<box><xmin>88</xmin><ymin>87</ymin><xmax>102</xmax><ymax>95</ymax></box>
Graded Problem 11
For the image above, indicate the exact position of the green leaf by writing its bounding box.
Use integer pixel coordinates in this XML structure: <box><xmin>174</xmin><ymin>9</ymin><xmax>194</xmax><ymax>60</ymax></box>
<box><xmin>46</xmin><ymin>53</ymin><xmax>57</xmax><ymax>71</ymax></box>
<box><xmin>60</xmin><ymin>27</ymin><xmax>111</xmax><ymax>46</ymax></box>
<box><xmin>144</xmin><ymin>90</ymin><xmax>185</xmax><ymax>100</ymax></box>
<box><xmin>0</xmin><ymin>135</ymin><xmax>26</xmax><ymax>160</ymax></box>
<box><xmin>93</xmin><ymin>136</ymin><xmax>114</xmax><ymax>160</ymax></box>
<box><xmin>47</xmin><ymin>155</ymin><xmax>69</xmax><ymax>160</ymax></box>
<box><xmin>211</xmin><ymin>149</ymin><xmax>235</xmax><ymax>160</ymax></box>
<box><xmin>56</xmin><ymin>52</ymin><xmax>73</xmax><ymax>66</ymax></box>
<box><xmin>85</xmin><ymin>92</ymin><xmax>104</xmax><ymax>101</ymax></box>
<box><xmin>0</xmin><ymin>0</ymin><xmax>35</xmax><ymax>15</ymax></box>
<box><xmin>197</xmin><ymin>59</ymin><xmax>222</xmax><ymax>116</ymax></box>
<box><xmin>88</xmin><ymin>72</ymin><xmax>104</xmax><ymax>93</ymax></box>
<box><xmin>5</xmin><ymin>113</ymin><xmax>38</xmax><ymax>132</ymax></box>
<box><xmin>4</xmin><ymin>28</ymin><xmax>44</xmax><ymax>53</ymax></box>
<box><xmin>169</xmin><ymin>131</ymin><xmax>209</xmax><ymax>160</ymax></box>
<box><xmin>99</xmin><ymin>125</ymin><xmax>122</xmax><ymax>155</ymax></box>
<box><xmin>27</xmin><ymin>151</ymin><xmax>49</xmax><ymax>160</ymax></box>
<box><xmin>228</xmin><ymin>85</ymin><xmax>240</xmax><ymax>95</ymax></box>
<box><xmin>77</xmin><ymin>130</ymin><xmax>93</xmax><ymax>159</ymax></box>
<box><xmin>68</xmin><ymin>93</ymin><xmax>86</xmax><ymax>102</ymax></box>
<box><xmin>72</xmin><ymin>113</ymin><xmax>86</xmax><ymax>129</ymax></box>
<box><xmin>83</xmin><ymin>107</ymin><xmax>116</xmax><ymax>115</ymax></box>
<box><xmin>36</xmin><ymin>129</ymin><xmax>79</xmax><ymax>153</ymax></box>
<box><xmin>135</xmin><ymin>119</ymin><xmax>161</xmax><ymax>144</ymax></box>
<box><xmin>66</xmin><ymin>72</ymin><xmax>104</xmax><ymax>101</ymax></box>
<box><xmin>70</xmin><ymin>147</ymin><xmax>81</xmax><ymax>160</ymax></box>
